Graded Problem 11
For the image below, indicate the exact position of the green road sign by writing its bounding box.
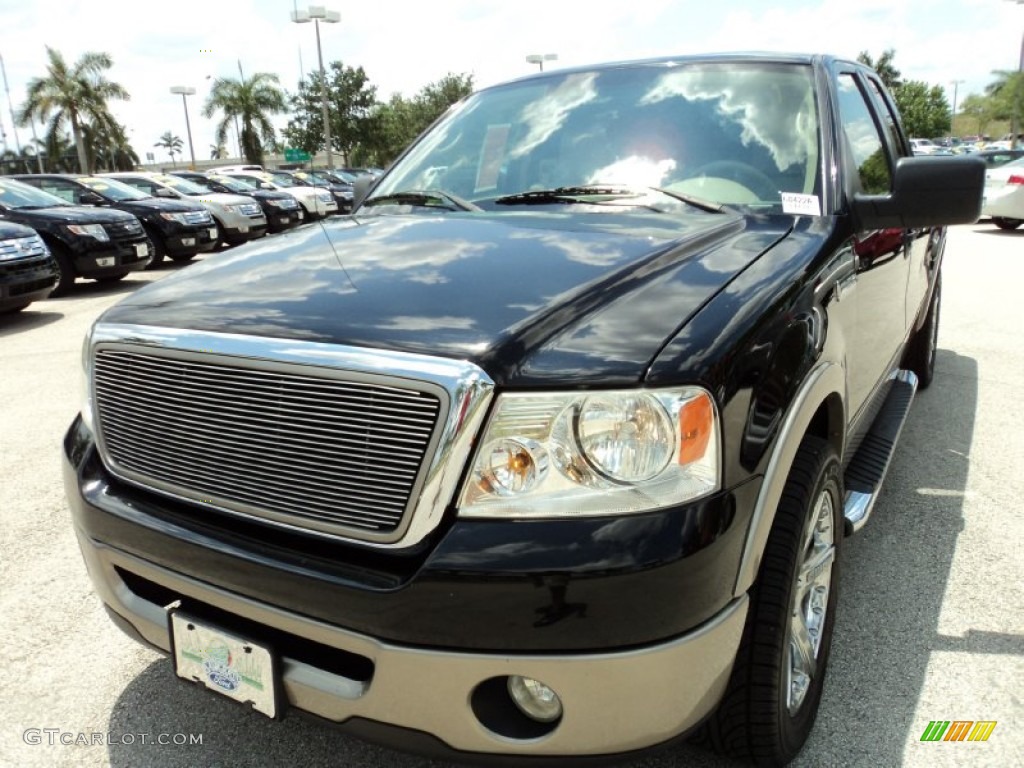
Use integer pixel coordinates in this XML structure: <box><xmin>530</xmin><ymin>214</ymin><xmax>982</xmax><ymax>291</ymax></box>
<box><xmin>284</xmin><ymin>148</ymin><xmax>311</xmax><ymax>162</ymax></box>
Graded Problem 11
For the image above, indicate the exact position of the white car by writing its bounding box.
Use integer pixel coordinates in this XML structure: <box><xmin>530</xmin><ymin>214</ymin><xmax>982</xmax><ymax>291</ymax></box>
<box><xmin>221</xmin><ymin>171</ymin><xmax>337</xmax><ymax>221</ymax></box>
<box><xmin>981</xmin><ymin>156</ymin><xmax>1024</xmax><ymax>230</ymax></box>
<box><xmin>909</xmin><ymin>138</ymin><xmax>939</xmax><ymax>155</ymax></box>
<box><xmin>104</xmin><ymin>172</ymin><xmax>268</xmax><ymax>245</ymax></box>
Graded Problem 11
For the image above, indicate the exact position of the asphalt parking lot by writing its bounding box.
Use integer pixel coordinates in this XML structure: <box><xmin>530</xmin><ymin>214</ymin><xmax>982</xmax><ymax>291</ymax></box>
<box><xmin>1</xmin><ymin>224</ymin><xmax>1021</xmax><ymax>768</ymax></box>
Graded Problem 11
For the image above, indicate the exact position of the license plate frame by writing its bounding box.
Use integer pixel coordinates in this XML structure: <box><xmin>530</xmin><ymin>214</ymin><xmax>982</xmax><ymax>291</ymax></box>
<box><xmin>168</xmin><ymin>608</ymin><xmax>281</xmax><ymax>719</ymax></box>
<box><xmin>96</xmin><ymin>256</ymin><xmax>116</xmax><ymax>267</ymax></box>
<box><xmin>181</xmin><ymin>237</ymin><xmax>196</xmax><ymax>247</ymax></box>
<box><xmin>135</xmin><ymin>243</ymin><xmax>149</xmax><ymax>257</ymax></box>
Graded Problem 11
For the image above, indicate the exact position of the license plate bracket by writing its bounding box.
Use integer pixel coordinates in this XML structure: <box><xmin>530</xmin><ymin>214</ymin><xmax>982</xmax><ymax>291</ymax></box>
<box><xmin>168</xmin><ymin>607</ymin><xmax>281</xmax><ymax>719</ymax></box>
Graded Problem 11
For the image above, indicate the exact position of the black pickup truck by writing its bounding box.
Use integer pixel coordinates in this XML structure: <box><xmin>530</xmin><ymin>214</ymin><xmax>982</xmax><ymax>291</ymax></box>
<box><xmin>63</xmin><ymin>54</ymin><xmax>983</xmax><ymax>765</ymax></box>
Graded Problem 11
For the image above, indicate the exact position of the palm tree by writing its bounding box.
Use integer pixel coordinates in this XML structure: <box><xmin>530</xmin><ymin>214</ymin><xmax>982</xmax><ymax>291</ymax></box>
<box><xmin>210</xmin><ymin>143</ymin><xmax>227</xmax><ymax>160</ymax></box>
<box><xmin>19</xmin><ymin>47</ymin><xmax>129</xmax><ymax>174</ymax></box>
<box><xmin>202</xmin><ymin>73</ymin><xmax>286</xmax><ymax>165</ymax></box>
<box><xmin>84</xmin><ymin>115</ymin><xmax>137</xmax><ymax>171</ymax></box>
<box><xmin>986</xmin><ymin>70</ymin><xmax>1024</xmax><ymax>146</ymax></box>
<box><xmin>155</xmin><ymin>131</ymin><xmax>183</xmax><ymax>167</ymax></box>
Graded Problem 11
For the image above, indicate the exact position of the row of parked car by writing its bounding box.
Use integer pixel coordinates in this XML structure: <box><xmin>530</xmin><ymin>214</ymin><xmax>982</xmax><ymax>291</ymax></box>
<box><xmin>0</xmin><ymin>166</ymin><xmax>377</xmax><ymax>313</ymax></box>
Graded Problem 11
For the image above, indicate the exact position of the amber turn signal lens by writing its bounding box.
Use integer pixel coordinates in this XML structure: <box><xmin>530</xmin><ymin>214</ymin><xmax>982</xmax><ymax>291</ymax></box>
<box><xmin>678</xmin><ymin>393</ymin><xmax>713</xmax><ymax>465</ymax></box>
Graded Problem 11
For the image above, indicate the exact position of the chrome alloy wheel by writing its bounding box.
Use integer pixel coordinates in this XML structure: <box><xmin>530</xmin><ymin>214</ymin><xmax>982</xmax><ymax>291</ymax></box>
<box><xmin>786</xmin><ymin>488</ymin><xmax>836</xmax><ymax>714</ymax></box>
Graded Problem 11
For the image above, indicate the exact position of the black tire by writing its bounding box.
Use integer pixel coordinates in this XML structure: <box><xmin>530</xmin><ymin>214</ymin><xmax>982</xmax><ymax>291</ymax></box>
<box><xmin>95</xmin><ymin>271</ymin><xmax>129</xmax><ymax>284</ymax></box>
<box><xmin>992</xmin><ymin>217</ymin><xmax>1022</xmax><ymax>230</ymax></box>
<box><xmin>143</xmin><ymin>228</ymin><xmax>166</xmax><ymax>269</ymax></box>
<box><xmin>47</xmin><ymin>243</ymin><xmax>76</xmax><ymax>297</ymax></box>
<box><xmin>903</xmin><ymin>274</ymin><xmax>941</xmax><ymax>389</ymax></box>
<box><xmin>703</xmin><ymin>435</ymin><xmax>842</xmax><ymax>766</ymax></box>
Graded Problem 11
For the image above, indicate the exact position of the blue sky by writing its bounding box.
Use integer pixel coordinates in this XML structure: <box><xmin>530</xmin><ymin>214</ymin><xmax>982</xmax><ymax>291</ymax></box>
<box><xmin>0</xmin><ymin>0</ymin><xmax>1019</xmax><ymax>161</ymax></box>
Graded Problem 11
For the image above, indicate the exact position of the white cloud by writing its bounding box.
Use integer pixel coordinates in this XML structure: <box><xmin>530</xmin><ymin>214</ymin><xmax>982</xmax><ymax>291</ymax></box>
<box><xmin>0</xmin><ymin>0</ymin><xmax>1018</xmax><ymax>162</ymax></box>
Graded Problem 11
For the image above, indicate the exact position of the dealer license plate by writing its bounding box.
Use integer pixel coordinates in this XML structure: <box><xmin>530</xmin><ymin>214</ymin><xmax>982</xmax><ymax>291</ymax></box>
<box><xmin>169</xmin><ymin>610</ymin><xmax>278</xmax><ymax>718</ymax></box>
<box><xmin>208</xmin><ymin>227</ymin><xmax>218</xmax><ymax>239</ymax></box>
<box><xmin>135</xmin><ymin>243</ymin><xmax>148</xmax><ymax>257</ymax></box>
<box><xmin>96</xmin><ymin>256</ymin><xmax>116</xmax><ymax>267</ymax></box>
<box><xmin>297</xmin><ymin>211</ymin><xmax>305</xmax><ymax>220</ymax></box>
<box><xmin>182</xmin><ymin>237</ymin><xmax>196</xmax><ymax>246</ymax></box>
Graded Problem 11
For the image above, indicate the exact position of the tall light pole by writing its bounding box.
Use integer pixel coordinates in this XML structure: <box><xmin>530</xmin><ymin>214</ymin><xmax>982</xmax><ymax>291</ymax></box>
<box><xmin>949</xmin><ymin>79</ymin><xmax>964</xmax><ymax>136</ymax></box>
<box><xmin>0</xmin><ymin>52</ymin><xmax>21</xmax><ymax>155</ymax></box>
<box><xmin>526</xmin><ymin>53</ymin><xmax>558</xmax><ymax>72</ymax></box>
<box><xmin>170</xmin><ymin>86</ymin><xmax>197</xmax><ymax>170</ymax></box>
<box><xmin>291</xmin><ymin>5</ymin><xmax>340</xmax><ymax>169</ymax></box>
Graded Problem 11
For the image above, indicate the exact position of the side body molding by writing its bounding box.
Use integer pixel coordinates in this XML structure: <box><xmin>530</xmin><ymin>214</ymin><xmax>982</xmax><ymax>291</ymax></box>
<box><xmin>733</xmin><ymin>360</ymin><xmax>846</xmax><ymax>597</ymax></box>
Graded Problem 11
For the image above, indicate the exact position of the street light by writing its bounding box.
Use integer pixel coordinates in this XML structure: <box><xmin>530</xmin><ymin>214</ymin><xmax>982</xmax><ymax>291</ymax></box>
<box><xmin>526</xmin><ymin>53</ymin><xmax>558</xmax><ymax>71</ymax></box>
<box><xmin>291</xmin><ymin>5</ymin><xmax>340</xmax><ymax>170</ymax></box>
<box><xmin>949</xmin><ymin>79</ymin><xmax>964</xmax><ymax>135</ymax></box>
<box><xmin>169</xmin><ymin>86</ymin><xmax>197</xmax><ymax>170</ymax></box>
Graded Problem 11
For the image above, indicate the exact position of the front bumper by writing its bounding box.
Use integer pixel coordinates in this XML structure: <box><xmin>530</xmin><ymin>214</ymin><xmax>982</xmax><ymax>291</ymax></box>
<box><xmin>78</xmin><ymin>536</ymin><xmax>746</xmax><ymax>757</ymax></box>
<box><xmin>64</xmin><ymin>416</ymin><xmax>754</xmax><ymax>756</ymax></box>
<box><xmin>162</xmin><ymin>224</ymin><xmax>219</xmax><ymax>256</ymax></box>
<box><xmin>73</xmin><ymin>237</ymin><xmax>151</xmax><ymax>277</ymax></box>
<box><xmin>0</xmin><ymin>253</ymin><xmax>56</xmax><ymax>308</ymax></box>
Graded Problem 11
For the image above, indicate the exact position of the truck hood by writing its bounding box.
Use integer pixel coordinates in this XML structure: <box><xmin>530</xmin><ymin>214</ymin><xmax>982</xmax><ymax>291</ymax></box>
<box><xmin>101</xmin><ymin>211</ymin><xmax>791</xmax><ymax>386</ymax></box>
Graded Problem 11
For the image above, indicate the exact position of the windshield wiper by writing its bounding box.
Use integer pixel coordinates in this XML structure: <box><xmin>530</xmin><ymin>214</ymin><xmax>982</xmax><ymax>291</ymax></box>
<box><xmin>361</xmin><ymin>189</ymin><xmax>481</xmax><ymax>212</ymax></box>
<box><xmin>493</xmin><ymin>186</ymin><xmax>641</xmax><ymax>205</ymax></box>
<box><xmin>493</xmin><ymin>185</ymin><xmax>726</xmax><ymax>213</ymax></box>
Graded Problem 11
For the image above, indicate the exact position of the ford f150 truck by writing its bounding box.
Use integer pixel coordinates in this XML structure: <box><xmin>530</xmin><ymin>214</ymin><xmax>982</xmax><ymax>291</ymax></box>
<box><xmin>63</xmin><ymin>54</ymin><xmax>983</xmax><ymax>765</ymax></box>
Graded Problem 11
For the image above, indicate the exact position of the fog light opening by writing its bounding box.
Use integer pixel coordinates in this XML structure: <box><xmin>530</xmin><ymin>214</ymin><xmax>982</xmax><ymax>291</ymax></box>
<box><xmin>507</xmin><ymin>675</ymin><xmax>562</xmax><ymax>723</ymax></box>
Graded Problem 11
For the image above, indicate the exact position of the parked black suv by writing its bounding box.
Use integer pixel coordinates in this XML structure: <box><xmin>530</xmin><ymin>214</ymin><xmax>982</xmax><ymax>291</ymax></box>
<box><xmin>13</xmin><ymin>174</ymin><xmax>217</xmax><ymax>268</ymax></box>
<box><xmin>0</xmin><ymin>177</ymin><xmax>150</xmax><ymax>295</ymax></box>
<box><xmin>169</xmin><ymin>171</ymin><xmax>305</xmax><ymax>233</ymax></box>
<box><xmin>0</xmin><ymin>220</ymin><xmax>57</xmax><ymax>312</ymax></box>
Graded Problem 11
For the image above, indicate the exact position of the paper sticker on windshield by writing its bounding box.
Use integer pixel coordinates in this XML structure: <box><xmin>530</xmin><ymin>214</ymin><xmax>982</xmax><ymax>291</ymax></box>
<box><xmin>781</xmin><ymin>193</ymin><xmax>821</xmax><ymax>216</ymax></box>
<box><xmin>475</xmin><ymin>124</ymin><xmax>511</xmax><ymax>192</ymax></box>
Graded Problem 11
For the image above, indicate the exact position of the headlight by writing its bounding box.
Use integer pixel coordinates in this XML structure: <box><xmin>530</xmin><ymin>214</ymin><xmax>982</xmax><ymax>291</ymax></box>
<box><xmin>66</xmin><ymin>224</ymin><xmax>109</xmax><ymax>241</ymax></box>
<box><xmin>159</xmin><ymin>212</ymin><xmax>189</xmax><ymax>224</ymax></box>
<box><xmin>458</xmin><ymin>387</ymin><xmax>720</xmax><ymax>518</ymax></box>
<box><xmin>80</xmin><ymin>325</ymin><xmax>96</xmax><ymax>433</ymax></box>
<box><xmin>317</xmin><ymin>192</ymin><xmax>333</xmax><ymax>203</ymax></box>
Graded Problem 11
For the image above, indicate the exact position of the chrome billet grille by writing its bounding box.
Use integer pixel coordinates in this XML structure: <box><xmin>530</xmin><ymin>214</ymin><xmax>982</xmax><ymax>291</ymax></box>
<box><xmin>93</xmin><ymin>348</ymin><xmax>443</xmax><ymax>539</ymax></box>
<box><xmin>0</xmin><ymin>234</ymin><xmax>47</xmax><ymax>262</ymax></box>
<box><xmin>183</xmin><ymin>210</ymin><xmax>213</xmax><ymax>225</ymax></box>
<box><xmin>104</xmin><ymin>220</ymin><xmax>143</xmax><ymax>237</ymax></box>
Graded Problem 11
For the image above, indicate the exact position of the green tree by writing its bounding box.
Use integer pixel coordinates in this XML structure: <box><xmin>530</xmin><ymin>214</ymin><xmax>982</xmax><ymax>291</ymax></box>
<box><xmin>986</xmin><ymin>70</ymin><xmax>1024</xmax><ymax>145</ymax></box>
<box><xmin>85</xmin><ymin>116</ymin><xmax>137</xmax><ymax>171</ymax></box>
<box><xmin>19</xmin><ymin>47</ymin><xmax>129</xmax><ymax>174</ymax></box>
<box><xmin>857</xmin><ymin>49</ymin><xmax>902</xmax><ymax>91</ymax></box>
<box><xmin>202</xmin><ymin>73</ymin><xmax>286</xmax><ymax>165</ymax></box>
<box><xmin>283</xmin><ymin>61</ymin><xmax>377</xmax><ymax>164</ymax></box>
<box><xmin>958</xmin><ymin>92</ymin><xmax>997</xmax><ymax>136</ymax></box>
<box><xmin>894</xmin><ymin>80</ymin><xmax>951</xmax><ymax>138</ymax></box>
<box><xmin>154</xmin><ymin>131</ymin><xmax>183</xmax><ymax>167</ymax></box>
<box><xmin>358</xmin><ymin>73</ymin><xmax>474</xmax><ymax>167</ymax></box>
<box><xmin>210</xmin><ymin>143</ymin><xmax>227</xmax><ymax>160</ymax></box>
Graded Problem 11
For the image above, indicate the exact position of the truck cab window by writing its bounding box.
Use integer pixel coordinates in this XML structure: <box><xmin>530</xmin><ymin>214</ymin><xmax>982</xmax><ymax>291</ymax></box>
<box><xmin>836</xmin><ymin>73</ymin><xmax>891</xmax><ymax>195</ymax></box>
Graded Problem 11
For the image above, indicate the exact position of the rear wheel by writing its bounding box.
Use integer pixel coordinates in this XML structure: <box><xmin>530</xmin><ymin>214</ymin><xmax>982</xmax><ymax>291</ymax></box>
<box><xmin>992</xmin><ymin>217</ymin><xmax>1022</xmax><ymax>230</ymax></box>
<box><xmin>703</xmin><ymin>435</ymin><xmax>842</xmax><ymax>766</ymax></box>
<box><xmin>904</xmin><ymin>275</ymin><xmax>941</xmax><ymax>389</ymax></box>
<box><xmin>47</xmin><ymin>243</ymin><xmax>76</xmax><ymax>297</ymax></box>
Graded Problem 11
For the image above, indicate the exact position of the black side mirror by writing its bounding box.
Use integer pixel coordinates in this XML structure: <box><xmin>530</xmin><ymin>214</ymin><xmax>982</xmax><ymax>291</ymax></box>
<box><xmin>78</xmin><ymin>191</ymin><xmax>104</xmax><ymax>205</ymax></box>
<box><xmin>352</xmin><ymin>175</ymin><xmax>378</xmax><ymax>210</ymax></box>
<box><xmin>852</xmin><ymin>156</ymin><xmax>984</xmax><ymax>230</ymax></box>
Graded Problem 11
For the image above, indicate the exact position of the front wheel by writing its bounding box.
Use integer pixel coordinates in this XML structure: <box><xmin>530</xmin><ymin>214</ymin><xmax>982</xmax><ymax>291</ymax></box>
<box><xmin>703</xmin><ymin>435</ymin><xmax>842</xmax><ymax>765</ymax></box>
<box><xmin>992</xmin><ymin>217</ymin><xmax>1022</xmax><ymax>230</ymax></box>
<box><xmin>47</xmin><ymin>243</ymin><xmax>76</xmax><ymax>297</ymax></box>
<box><xmin>143</xmin><ymin>229</ymin><xmax>166</xmax><ymax>269</ymax></box>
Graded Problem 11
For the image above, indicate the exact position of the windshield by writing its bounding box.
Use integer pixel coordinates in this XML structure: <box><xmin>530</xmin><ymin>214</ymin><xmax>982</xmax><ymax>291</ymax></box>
<box><xmin>0</xmin><ymin>178</ymin><xmax>71</xmax><ymax>209</ymax></box>
<box><xmin>203</xmin><ymin>175</ymin><xmax>255</xmax><ymax>194</ymax></box>
<box><xmin>218</xmin><ymin>174</ymin><xmax>260</xmax><ymax>190</ymax></box>
<box><xmin>373</xmin><ymin>61</ymin><xmax>821</xmax><ymax>213</ymax></box>
<box><xmin>78</xmin><ymin>176</ymin><xmax>151</xmax><ymax>201</ymax></box>
<box><xmin>154</xmin><ymin>175</ymin><xmax>209</xmax><ymax>195</ymax></box>
<box><xmin>269</xmin><ymin>172</ymin><xmax>308</xmax><ymax>187</ymax></box>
